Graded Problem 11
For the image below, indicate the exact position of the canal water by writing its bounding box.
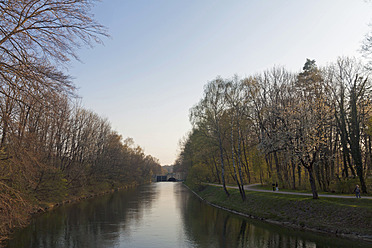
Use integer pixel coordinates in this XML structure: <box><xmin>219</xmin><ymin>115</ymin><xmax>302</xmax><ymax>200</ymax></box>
<box><xmin>5</xmin><ymin>182</ymin><xmax>369</xmax><ymax>248</ymax></box>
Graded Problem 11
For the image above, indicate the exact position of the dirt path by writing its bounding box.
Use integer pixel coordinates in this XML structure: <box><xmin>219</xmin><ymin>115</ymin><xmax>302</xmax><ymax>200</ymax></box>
<box><xmin>206</xmin><ymin>183</ymin><xmax>372</xmax><ymax>199</ymax></box>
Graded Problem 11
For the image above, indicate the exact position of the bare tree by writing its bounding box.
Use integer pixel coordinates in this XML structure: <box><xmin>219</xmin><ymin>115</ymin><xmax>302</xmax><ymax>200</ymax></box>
<box><xmin>225</xmin><ymin>77</ymin><xmax>249</xmax><ymax>200</ymax></box>
<box><xmin>0</xmin><ymin>0</ymin><xmax>107</xmax><ymax>62</ymax></box>
<box><xmin>0</xmin><ymin>0</ymin><xmax>108</xmax><ymax>98</ymax></box>
<box><xmin>190</xmin><ymin>78</ymin><xmax>230</xmax><ymax>196</ymax></box>
<box><xmin>326</xmin><ymin>57</ymin><xmax>371</xmax><ymax>193</ymax></box>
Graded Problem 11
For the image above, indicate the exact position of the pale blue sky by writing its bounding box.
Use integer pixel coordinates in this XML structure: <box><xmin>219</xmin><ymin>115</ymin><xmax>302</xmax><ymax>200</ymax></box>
<box><xmin>69</xmin><ymin>0</ymin><xmax>372</xmax><ymax>165</ymax></box>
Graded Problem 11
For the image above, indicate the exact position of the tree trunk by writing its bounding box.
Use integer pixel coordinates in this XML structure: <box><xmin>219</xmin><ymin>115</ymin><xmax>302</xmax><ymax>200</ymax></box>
<box><xmin>230</xmin><ymin>123</ymin><xmax>243</xmax><ymax>199</ymax></box>
<box><xmin>335</xmin><ymin>85</ymin><xmax>356</xmax><ymax>177</ymax></box>
<box><xmin>349</xmin><ymin>80</ymin><xmax>367</xmax><ymax>193</ymax></box>
<box><xmin>218</xmin><ymin>133</ymin><xmax>230</xmax><ymax>197</ymax></box>
<box><xmin>291</xmin><ymin>158</ymin><xmax>296</xmax><ymax>189</ymax></box>
<box><xmin>265</xmin><ymin>154</ymin><xmax>272</xmax><ymax>178</ymax></box>
<box><xmin>273</xmin><ymin>152</ymin><xmax>283</xmax><ymax>184</ymax></box>
<box><xmin>241</xmin><ymin>137</ymin><xmax>251</xmax><ymax>184</ymax></box>
<box><xmin>237</xmin><ymin>136</ymin><xmax>246</xmax><ymax>200</ymax></box>
<box><xmin>307</xmin><ymin>166</ymin><xmax>318</xmax><ymax>199</ymax></box>
<box><xmin>212</xmin><ymin>156</ymin><xmax>221</xmax><ymax>184</ymax></box>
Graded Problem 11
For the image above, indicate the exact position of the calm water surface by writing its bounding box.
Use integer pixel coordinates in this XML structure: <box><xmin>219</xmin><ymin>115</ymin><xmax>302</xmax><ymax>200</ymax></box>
<box><xmin>6</xmin><ymin>182</ymin><xmax>370</xmax><ymax>248</ymax></box>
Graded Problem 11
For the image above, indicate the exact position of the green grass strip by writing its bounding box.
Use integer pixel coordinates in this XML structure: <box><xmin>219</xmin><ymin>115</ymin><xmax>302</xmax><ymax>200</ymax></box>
<box><xmin>194</xmin><ymin>185</ymin><xmax>372</xmax><ymax>241</ymax></box>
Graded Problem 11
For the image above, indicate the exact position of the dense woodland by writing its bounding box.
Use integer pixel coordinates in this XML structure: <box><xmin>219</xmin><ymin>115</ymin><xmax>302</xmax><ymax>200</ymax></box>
<box><xmin>175</xmin><ymin>58</ymin><xmax>372</xmax><ymax>200</ymax></box>
<box><xmin>0</xmin><ymin>0</ymin><xmax>162</xmax><ymax>241</ymax></box>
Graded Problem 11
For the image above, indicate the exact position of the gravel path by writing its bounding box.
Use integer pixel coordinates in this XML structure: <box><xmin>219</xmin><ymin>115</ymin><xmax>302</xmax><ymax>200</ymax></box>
<box><xmin>206</xmin><ymin>183</ymin><xmax>372</xmax><ymax>199</ymax></box>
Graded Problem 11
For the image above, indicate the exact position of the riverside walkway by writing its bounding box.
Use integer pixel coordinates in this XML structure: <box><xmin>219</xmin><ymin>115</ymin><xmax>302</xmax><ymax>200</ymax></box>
<box><xmin>207</xmin><ymin>183</ymin><xmax>372</xmax><ymax>199</ymax></box>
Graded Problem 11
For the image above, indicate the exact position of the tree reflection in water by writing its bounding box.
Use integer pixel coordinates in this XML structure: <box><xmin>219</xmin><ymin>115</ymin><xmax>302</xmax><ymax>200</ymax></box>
<box><xmin>6</xmin><ymin>183</ymin><xmax>370</xmax><ymax>248</ymax></box>
<box><xmin>6</xmin><ymin>186</ymin><xmax>158</xmax><ymax>248</ymax></box>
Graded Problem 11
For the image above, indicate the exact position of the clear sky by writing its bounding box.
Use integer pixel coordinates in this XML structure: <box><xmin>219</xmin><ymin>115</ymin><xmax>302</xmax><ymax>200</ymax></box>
<box><xmin>68</xmin><ymin>0</ymin><xmax>372</xmax><ymax>165</ymax></box>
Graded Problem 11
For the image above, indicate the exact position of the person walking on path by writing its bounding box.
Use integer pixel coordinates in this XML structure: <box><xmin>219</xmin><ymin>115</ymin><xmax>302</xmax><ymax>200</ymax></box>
<box><xmin>275</xmin><ymin>182</ymin><xmax>279</xmax><ymax>191</ymax></box>
<box><xmin>354</xmin><ymin>185</ymin><xmax>361</xmax><ymax>198</ymax></box>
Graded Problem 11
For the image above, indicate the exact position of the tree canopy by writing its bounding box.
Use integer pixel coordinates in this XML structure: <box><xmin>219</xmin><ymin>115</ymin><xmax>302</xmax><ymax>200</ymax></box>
<box><xmin>178</xmin><ymin>58</ymin><xmax>372</xmax><ymax>200</ymax></box>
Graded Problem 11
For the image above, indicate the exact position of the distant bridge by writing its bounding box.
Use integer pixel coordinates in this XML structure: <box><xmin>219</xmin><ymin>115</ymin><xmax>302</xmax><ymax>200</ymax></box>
<box><xmin>154</xmin><ymin>172</ymin><xmax>186</xmax><ymax>182</ymax></box>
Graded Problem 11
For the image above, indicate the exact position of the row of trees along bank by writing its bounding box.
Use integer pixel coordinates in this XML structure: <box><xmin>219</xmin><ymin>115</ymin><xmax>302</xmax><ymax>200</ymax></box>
<box><xmin>0</xmin><ymin>0</ymin><xmax>162</xmax><ymax>241</ymax></box>
<box><xmin>175</xmin><ymin>58</ymin><xmax>372</xmax><ymax>200</ymax></box>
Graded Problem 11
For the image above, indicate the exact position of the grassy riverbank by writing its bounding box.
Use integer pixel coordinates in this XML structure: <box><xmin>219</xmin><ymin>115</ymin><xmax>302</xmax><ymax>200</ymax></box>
<box><xmin>190</xmin><ymin>184</ymin><xmax>372</xmax><ymax>242</ymax></box>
